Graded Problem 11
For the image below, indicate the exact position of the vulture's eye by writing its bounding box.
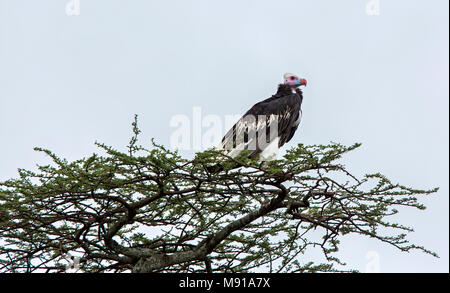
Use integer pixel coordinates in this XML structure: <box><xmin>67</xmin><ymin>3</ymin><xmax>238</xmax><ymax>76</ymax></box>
<box><xmin>289</xmin><ymin>76</ymin><xmax>297</xmax><ymax>81</ymax></box>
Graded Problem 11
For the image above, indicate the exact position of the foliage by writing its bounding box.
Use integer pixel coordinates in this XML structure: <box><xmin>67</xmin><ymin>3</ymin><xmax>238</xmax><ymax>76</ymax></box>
<box><xmin>0</xmin><ymin>116</ymin><xmax>438</xmax><ymax>273</ymax></box>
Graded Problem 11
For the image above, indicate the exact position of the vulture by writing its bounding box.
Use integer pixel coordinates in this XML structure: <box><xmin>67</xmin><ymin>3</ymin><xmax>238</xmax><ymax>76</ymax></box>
<box><xmin>209</xmin><ymin>73</ymin><xmax>307</xmax><ymax>172</ymax></box>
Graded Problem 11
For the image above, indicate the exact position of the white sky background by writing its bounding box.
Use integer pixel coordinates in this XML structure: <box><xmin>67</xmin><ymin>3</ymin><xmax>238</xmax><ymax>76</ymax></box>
<box><xmin>0</xmin><ymin>0</ymin><xmax>448</xmax><ymax>272</ymax></box>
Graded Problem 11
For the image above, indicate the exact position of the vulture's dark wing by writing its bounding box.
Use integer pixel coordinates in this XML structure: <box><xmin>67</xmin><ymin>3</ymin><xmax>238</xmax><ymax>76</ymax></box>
<box><xmin>220</xmin><ymin>85</ymin><xmax>303</xmax><ymax>158</ymax></box>
<box><xmin>282</xmin><ymin>106</ymin><xmax>302</xmax><ymax>145</ymax></box>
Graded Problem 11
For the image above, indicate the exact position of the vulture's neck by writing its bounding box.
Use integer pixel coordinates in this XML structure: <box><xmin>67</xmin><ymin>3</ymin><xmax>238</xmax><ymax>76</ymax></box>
<box><xmin>277</xmin><ymin>84</ymin><xmax>303</xmax><ymax>96</ymax></box>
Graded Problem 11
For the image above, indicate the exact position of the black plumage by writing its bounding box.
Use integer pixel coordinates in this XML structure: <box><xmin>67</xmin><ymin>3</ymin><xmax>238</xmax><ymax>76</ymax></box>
<box><xmin>220</xmin><ymin>83</ymin><xmax>304</xmax><ymax>160</ymax></box>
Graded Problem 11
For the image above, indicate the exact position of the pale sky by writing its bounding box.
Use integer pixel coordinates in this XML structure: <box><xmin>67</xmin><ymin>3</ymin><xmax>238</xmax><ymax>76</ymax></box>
<box><xmin>0</xmin><ymin>0</ymin><xmax>448</xmax><ymax>272</ymax></box>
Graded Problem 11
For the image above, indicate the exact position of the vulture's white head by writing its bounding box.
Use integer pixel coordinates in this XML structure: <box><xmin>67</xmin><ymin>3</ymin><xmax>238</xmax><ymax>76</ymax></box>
<box><xmin>284</xmin><ymin>73</ymin><xmax>307</xmax><ymax>87</ymax></box>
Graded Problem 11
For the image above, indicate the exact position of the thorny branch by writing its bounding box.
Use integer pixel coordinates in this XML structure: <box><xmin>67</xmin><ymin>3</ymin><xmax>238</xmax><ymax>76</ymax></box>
<box><xmin>0</xmin><ymin>120</ymin><xmax>439</xmax><ymax>273</ymax></box>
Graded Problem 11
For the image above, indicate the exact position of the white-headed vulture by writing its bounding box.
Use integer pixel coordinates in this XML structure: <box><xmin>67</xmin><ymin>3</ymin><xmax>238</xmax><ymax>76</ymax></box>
<box><xmin>219</xmin><ymin>73</ymin><xmax>307</xmax><ymax>163</ymax></box>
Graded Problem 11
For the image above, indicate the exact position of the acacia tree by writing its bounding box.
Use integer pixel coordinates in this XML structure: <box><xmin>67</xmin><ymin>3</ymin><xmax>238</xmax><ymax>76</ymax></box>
<box><xmin>0</xmin><ymin>117</ymin><xmax>438</xmax><ymax>273</ymax></box>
